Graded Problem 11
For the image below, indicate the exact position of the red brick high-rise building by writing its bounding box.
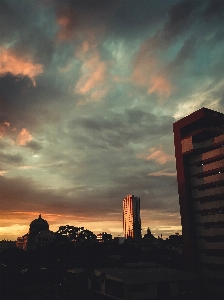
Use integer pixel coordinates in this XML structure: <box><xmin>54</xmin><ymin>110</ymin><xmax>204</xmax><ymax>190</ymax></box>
<box><xmin>173</xmin><ymin>107</ymin><xmax>224</xmax><ymax>299</ymax></box>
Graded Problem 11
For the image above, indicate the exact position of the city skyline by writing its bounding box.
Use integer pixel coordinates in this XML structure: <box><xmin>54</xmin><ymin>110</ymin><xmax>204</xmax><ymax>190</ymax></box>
<box><xmin>1</xmin><ymin>0</ymin><xmax>224</xmax><ymax>240</ymax></box>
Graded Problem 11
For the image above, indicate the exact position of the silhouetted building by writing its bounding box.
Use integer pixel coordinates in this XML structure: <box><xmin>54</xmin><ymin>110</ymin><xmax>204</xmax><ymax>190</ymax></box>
<box><xmin>16</xmin><ymin>215</ymin><xmax>54</xmax><ymax>251</ymax></box>
<box><xmin>97</xmin><ymin>232</ymin><xmax>112</xmax><ymax>243</ymax></box>
<box><xmin>143</xmin><ymin>227</ymin><xmax>155</xmax><ymax>240</ymax></box>
<box><xmin>123</xmin><ymin>194</ymin><xmax>141</xmax><ymax>239</ymax></box>
<box><xmin>173</xmin><ymin>107</ymin><xmax>224</xmax><ymax>299</ymax></box>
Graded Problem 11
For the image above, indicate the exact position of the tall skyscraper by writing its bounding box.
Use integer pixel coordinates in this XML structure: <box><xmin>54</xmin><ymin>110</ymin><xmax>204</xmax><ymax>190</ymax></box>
<box><xmin>123</xmin><ymin>194</ymin><xmax>141</xmax><ymax>239</ymax></box>
<box><xmin>173</xmin><ymin>107</ymin><xmax>224</xmax><ymax>299</ymax></box>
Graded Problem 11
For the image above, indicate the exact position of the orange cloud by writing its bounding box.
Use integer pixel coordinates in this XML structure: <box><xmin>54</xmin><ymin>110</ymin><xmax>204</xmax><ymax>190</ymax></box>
<box><xmin>137</xmin><ymin>146</ymin><xmax>174</xmax><ymax>165</ymax></box>
<box><xmin>0</xmin><ymin>48</ymin><xmax>43</xmax><ymax>86</ymax></box>
<box><xmin>0</xmin><ymin>171</ymin><xmax>7</xmax><ymax>176</ymax></box>
<box><xmin>16</xmin><ymin>128</ymin><xmax>32</xmax><ymax>146</ymax></box>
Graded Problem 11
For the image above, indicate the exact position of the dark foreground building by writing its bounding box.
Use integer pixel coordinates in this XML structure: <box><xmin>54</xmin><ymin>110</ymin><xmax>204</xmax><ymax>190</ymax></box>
<box><xmin>88</xmin><ymin>262</ymin><xmax>198</xmax><ymax>300</ymax></box>
<box><xmin>173</xmin><ymin>107</ymin><xmax>224</xmax><ymax>299</ymax></box>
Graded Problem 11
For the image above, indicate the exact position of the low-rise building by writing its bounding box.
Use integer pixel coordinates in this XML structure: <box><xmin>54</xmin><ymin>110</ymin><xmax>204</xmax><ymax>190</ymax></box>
<box><xmin>0</xmin><ymin>240</ymin><xmax>16</xmax><ymax>251</ymax></box>
<box><xmin>88</xmin><ymin>262</ymin><xmax>198</xmax><ymax>299</ymax></box>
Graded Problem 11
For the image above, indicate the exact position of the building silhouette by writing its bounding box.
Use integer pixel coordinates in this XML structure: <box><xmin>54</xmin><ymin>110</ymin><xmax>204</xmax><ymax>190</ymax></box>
<box><xmin>123</xmin><ymin>194</ymin><xmax>141</xmax><ymax>239</ymax></box>
<box><xmin>173</xmin><ymin>107</ymin><xmax>224</xmax><ymax>299</ymax></box>
<box><xmin>16</xmin><ymin>214</ymin><xmax>54</xmax><ymax>251</ymax></box>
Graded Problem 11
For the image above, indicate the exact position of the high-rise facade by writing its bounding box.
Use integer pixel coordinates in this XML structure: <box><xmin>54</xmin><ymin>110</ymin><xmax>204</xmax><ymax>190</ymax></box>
<box><xmin>173</xmin><ymin>107</ymin><xmax>224</xmax><ymax>299</ymax></box>
<box><xmin>123</xmin><ymin>194</ymin><xmax>141</xmax><ymax>239</ymax></box>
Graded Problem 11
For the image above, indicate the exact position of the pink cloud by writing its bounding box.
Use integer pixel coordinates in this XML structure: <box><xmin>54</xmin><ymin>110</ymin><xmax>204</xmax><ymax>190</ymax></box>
<box><xmin>148</xmin><ymin>169</ymin><xmax>176</xmax><ymax>177</ymax></box>
<box><xmin>0</xmin><ymin>48</ymin><xmax>43</xmax><ymax>86</ymax></box>
<box><xmin>76</xmin><ymin>41</ymin><xmax>90</xmax><ymax>60</ymax></box>
<box><xmin>16</xmin><ymin>128</ymin><xmax>32</xmax><ymax>146</ymax></box>
<box><xmin>56</xmin><ymin>5</ymin><xmax>77</xmax><ymax>41</ymax></box>
<box><xmin>0</xmin><ymin>122</ymin><xmax>10</xmax><ymax>138</ymax></box>
<box><xmin>132</xmin><ymin>40</ymin><xmax>173</xmax><ymax>101</ymax></box>
<box><xmin>3</xmin><ymin>122</ymin><xmax>10</xmax><ymax>127</ymax></box>
<box><xmin>148</xmin><ymin>76</ymin><xmax>173</xmax><ymax>103</ymax></box>
<box><xmin>0</xmin><ymin>125</ymin><xmax>7</xmax><ymax>139</ymax></box>
<box><xmin>137</xmin><ymin>146</ymin><xmax>174</xmax><ymax>165</ymax></box>
<box><xmin>75</xmin><ymin>50</ymin><xmax>109</xmax><ymax>103</ymax></box>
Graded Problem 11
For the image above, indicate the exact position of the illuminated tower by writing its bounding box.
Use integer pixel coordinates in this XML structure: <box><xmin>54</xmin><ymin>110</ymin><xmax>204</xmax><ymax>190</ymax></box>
<box><xmin>173</xmin><ymin>107</ymin><xmax>224</xmax><ymax>299</ymax></box>
<box><xmin>123</xmin><ymin>194</ymin><xmax>141</xmax><ymax>239</ymax></box>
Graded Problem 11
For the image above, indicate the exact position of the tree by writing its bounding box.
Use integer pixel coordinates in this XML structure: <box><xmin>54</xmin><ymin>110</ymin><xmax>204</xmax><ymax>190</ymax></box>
<box><xmin>56</xmin><ymin>225</ymin><xmax>96</xmax><ymax>243</ymax></box>
<box><xmin>76</xmin><ymin>229</ymin><xmax>97</xmax><ymax>243</ymax></box>
<box><xmin>56</xmin><ymin>225</ymin><xmax>84</xmax><ymax>241</ymax></box>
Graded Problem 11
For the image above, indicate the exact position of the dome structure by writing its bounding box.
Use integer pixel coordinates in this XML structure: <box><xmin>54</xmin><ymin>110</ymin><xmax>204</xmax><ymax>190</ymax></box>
<box><xmin>29</xmin><ymin>214</ymin><xmax>49</xmax><ymax>236</ymax></box>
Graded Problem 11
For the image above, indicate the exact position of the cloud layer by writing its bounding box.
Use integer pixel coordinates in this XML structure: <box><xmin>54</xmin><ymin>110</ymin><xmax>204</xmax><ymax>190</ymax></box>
<box><xmin>0</xmin><ymin>0</ymin><xmax>224</xmax><ymax>239</ymax></box>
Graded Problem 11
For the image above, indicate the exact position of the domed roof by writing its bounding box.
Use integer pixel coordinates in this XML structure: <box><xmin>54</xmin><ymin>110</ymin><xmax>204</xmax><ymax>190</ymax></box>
<box><xmin>30</xmin><ymin>214</ymin><xmax>48</xmax><ymax>227</ymax></box>
<box><xmin>29</xmin><ymin>215</ymin><xmax>49</xmax><ymax>236</ymax></box>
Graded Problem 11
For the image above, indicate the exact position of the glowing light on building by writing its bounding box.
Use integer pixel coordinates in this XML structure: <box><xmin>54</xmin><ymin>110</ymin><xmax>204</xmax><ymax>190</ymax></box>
<box><xmin>123</xmin><ymin>194</ymin><xmax>141</xmax><ymax>239</ymax></box>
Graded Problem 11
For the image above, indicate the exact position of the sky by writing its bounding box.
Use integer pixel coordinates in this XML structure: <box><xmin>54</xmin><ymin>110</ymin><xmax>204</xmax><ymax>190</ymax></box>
<box><xmin>1</xmin><ymin>0</ymin><xmax>224</xmax><ymax>240</ymax></box>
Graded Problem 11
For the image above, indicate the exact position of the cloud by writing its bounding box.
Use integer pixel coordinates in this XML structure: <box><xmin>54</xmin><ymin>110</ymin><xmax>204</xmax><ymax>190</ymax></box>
<box><xmin>137</xmin><ymin>146</ymin><xmax>174</xmax><ymax>165</ymax></box>
<box><xmin>173</xmin><ymin>79</ymin><xmax>224</xmax><ymax>120</ymax></box>
<box><xmin>148</xmin><ymin>169</ymin><xmax>176</xmax><ymax>177</ymax></box>
<box><xmin>0</xmin><ymin>170</ymin><xmax>7</xmax><ymax>176</ymax></box>
<box><xmin>148</xmin><ymin>76</ymin><xmax>173</xmax><ymax>101</ymax></box>
<box><xmin>0</xmin><ymin>152</ymin><xmax>23</xmax><ymax>164</ymax></box>
<box><xmin>0</xmin><ymin>124</ymin><xmax>7</xmax><ymax>138</ymax></box>
<box><xmin>3</xmin><ymin>121</ymin><xmax>10</xmax><ymax>127</ymax></box>
<box><xmin>16</xmin><ymin>128</ymin><xmax>32</xmax><ymax>146</ymax></box>
<box><xmin>132</xmin><ymin>40</ymin><xmax>173</xmax><ymax>101</ymax></box>
<box><xmin>25</xmin><ymin>140</ymin><xmax>42</xmax><ymax>151</ymax></box>
<box><xmin>162</xmin><ymin>0</ymin><xmax>197</xmax><ymax>43</ymax></box>
<box><xmin>0</xmin><ymin>48</ymin><xmax>43</xmax><ymax>86</ymax></box>
<box><xmin>75</xmin><ymin>49</ymin><xmax>109</xmax><ymax>103</ymax></box>
<box><xmin>76</xmin><ymin>53</ymin><xmax>107</xmax><ymax>93</ymax></box>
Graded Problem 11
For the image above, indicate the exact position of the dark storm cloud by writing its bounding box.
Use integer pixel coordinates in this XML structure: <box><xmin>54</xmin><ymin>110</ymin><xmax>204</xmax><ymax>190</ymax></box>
<box><xmin>69</xmin><ymin>109</ymin><xmax>174</xmax><ymax>149</ymax></box>
<box><xmin>0</xmin><ymin>175</ymin><xmax>139</xmax><ymax>218</ymax></box>
<box><xmin>0</xmin><ymin>152</ymin><xmax>23</xmax><ymax>164</ymax></box>
<box><xmin>25</xmin><ymin>140</ymin><xmax>43</xmax><ymax>151</ymax></box>
<box><xmin>162</xmin><ymin>0</ymin><xmax>199</xmax><ymax>43</ymax></box>
<box><xmin>0</xmin><ymin>0</ymin><xmax>56</xmax><ymax>66</ymax></box>
<box><xmin>203</xmin><ymin>0</ymin><xmax>224</xmax><ymax>19</ymax></box>
<box><xmin>54</xmin><ymin>0</ymin><xmax>176</xmax><ymax>39</ymax></box>
<box><xmin>167</xmin><ymin>38</ymin><xmax>196</xmax><ymax>73</ymax></box>
<box><xmin>0</xmin><ymin>74</ymin><xmax>66</xmax><ymax>130</ymax></box>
